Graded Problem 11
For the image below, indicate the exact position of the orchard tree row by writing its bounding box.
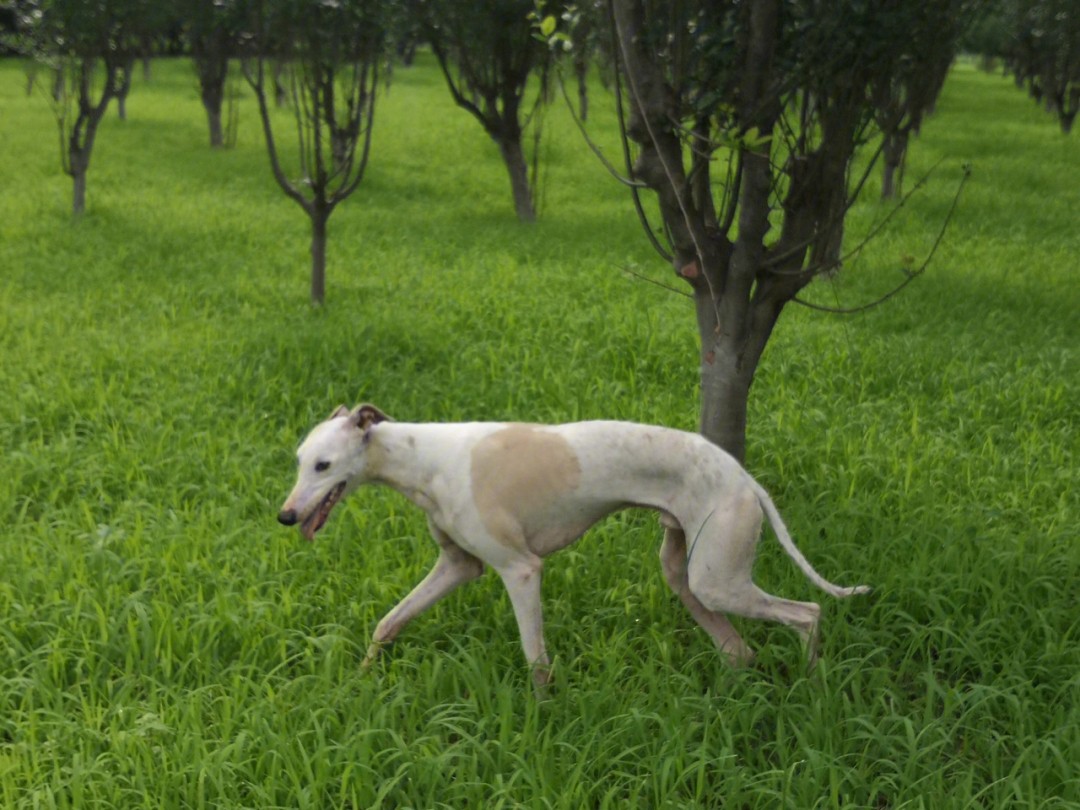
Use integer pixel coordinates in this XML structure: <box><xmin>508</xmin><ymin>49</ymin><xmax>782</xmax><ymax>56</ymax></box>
<box><xmin>5</xmin><ymin>0</ymin><xmax>993</xmax><ymax>461</ymax></box>
<box><xmin>965</xmin><ymin>0</ymin><xmax>1080</xmax><ymax>132</ymax></box>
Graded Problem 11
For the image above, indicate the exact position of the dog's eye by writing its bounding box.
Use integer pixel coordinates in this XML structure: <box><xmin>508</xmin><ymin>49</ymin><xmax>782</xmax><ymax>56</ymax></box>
<box><xmin>315</xmin><ymin>461</ymin><xmax>330</xmax><ymax>473</ymax></box>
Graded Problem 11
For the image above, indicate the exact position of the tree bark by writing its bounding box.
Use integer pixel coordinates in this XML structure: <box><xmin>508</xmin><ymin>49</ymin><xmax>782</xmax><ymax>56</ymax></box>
<box><xmin>197</xmin><ymin>58</ymin><xmax>228</xmax><ymax>147</ymax></box>
<box><xmin>882</xmin><ymin>129</ymin><xmax>909</xmax><ymax>199</ymax></box>
<box><xmin>142</xmin><ymin>57</ymin><xmax>152</xmax><ymax>83</ymax></box>
<box><xmin>575</xmin><ymin>57</ymin><xmax>589</xmax><ymax>122</ymax></box>
<box><xmin>116</xmin><ymin>61</ymin><xmax>134</xmax><ymax>120</ymax></box>
<box><xmin>72</xmin><ymin>169</ymin><xmax>87</xmax><ymax>216</ymax></box>
<box><xmin>273</xmin><ymin>61</ymin><xmax>288</xmax><ymax>107</ymax></box>
<box><xmin>699</xmin><ymin>348</ymin><xmax>753</xmax><ymax>465</ymax></box>
<box><xmin>310</xmin><ymin>210</ymin><xmax>328</xmax><ymax>306</ymax></box>
<box><xmin>496</xmin><ymin>136</ymin><xmax>536</xmax><ymax>222</ymax></box>
<box><xmin>206</xmin><ymin>104</ymin><xmax>224</xmax><ymax>147</ymax></box>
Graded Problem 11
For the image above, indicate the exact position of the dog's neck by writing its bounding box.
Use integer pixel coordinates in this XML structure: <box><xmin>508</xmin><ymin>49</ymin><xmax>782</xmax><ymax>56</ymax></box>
<box><xmin>364</xmin><ymin>423</ymin><xmax>449</xmax><ymax>512</ymax></box>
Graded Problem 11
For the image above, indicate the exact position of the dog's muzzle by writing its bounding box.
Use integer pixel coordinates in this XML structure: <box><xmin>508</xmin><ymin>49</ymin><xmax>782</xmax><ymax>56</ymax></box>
<box><xmin>298</xmin><ymin>481</ymin><xmax>348</xmax><ymax>541</ymax></box>
<box><xmin>278</xmin><ymin>509</ymin><xmax>298</xmax><ymax>526</ymax></box>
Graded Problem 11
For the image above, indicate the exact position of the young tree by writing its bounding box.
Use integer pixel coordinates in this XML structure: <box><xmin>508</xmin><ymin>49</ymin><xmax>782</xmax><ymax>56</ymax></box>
<box><xmin>182</xmin><ymin>0</ymin><xmax>246</xmax><ymax>147</ymax></box>
<box><xmin>244</xmin><ymin>0</ymin><xmax>384</xmax><ymax>305</ymax></box>
<box><xmin>9</xmin><ymin>0</ymin><xmax>153</xmax><ymax>215</ymax></box>
<box><xmin>585</xmin><ymin>0</ymin><xmax>966</xmax><ymax>461</ymax></box>
<box><xmin>418</xmin><ymin>0</ymin><xmax>551</xmax><ymax>222</ymax></box>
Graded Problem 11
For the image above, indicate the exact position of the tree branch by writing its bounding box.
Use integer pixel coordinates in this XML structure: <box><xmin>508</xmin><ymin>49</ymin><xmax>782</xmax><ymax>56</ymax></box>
<box><xmin>792</xmin><ymin>163</ymin><xmax>970</xmax><ymax>314</ymax></box>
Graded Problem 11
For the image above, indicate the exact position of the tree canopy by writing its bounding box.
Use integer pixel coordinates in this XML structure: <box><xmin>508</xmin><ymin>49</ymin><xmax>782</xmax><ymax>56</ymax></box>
<box><xmin>580</xmin><ymin>0</ymin><xmax>973</xmax><ymax>459</ymax></box>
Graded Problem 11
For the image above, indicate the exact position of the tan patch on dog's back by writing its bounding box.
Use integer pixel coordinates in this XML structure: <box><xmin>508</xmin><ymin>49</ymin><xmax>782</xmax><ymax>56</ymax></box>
<box><xmin>471</xmin><ymin>425</ymin><xmax>582</xmax><ymax>547</ymax></box>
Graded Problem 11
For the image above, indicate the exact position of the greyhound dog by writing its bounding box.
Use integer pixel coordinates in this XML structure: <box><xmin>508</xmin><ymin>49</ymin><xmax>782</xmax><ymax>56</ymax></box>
<box><xmin>278</xmin><ymin>404</ymin><xmax>869</xmax><ymax>689</ymax></box>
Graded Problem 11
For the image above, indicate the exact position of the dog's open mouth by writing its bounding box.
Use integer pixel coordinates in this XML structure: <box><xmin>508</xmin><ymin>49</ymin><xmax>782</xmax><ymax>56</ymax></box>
<box><xmin>300</xmin><ymin>481</ymin><xmax>347</xmax><ymax>541</ymax></box>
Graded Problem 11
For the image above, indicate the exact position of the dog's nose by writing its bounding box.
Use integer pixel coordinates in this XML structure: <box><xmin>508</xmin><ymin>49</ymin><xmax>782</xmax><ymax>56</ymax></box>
<box><xmin>277</xmin><ymin>509</ymin><xmax>298</xmax><ymax>526</ymax></box>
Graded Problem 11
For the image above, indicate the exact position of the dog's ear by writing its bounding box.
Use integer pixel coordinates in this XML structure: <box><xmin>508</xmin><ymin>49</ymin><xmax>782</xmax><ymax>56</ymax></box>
<box><xmin>351</xmin><ymin>403</ymin><xmax>392</xmax><ymax>431</ymax></box>
<box><xmin>330</xmin><ymin>404</ymin><xmax>350</xmax><ymax>419</ymax></box>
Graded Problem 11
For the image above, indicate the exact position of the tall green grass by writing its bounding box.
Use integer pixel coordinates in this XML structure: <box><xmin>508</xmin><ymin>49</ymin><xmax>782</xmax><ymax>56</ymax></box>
<box><xmin>1</xmin><ymin>56</ymin><xmax>1078</xmax><ymax>808</ymax></box>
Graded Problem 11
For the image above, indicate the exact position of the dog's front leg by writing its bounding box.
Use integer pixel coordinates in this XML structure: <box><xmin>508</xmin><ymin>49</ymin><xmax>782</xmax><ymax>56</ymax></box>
<box><xmin>497</xmin><ymin>554</ymin><xmax>551</xmax><ymax>696</ymax></box>
<box><xmin>362</xmin><ymin>521</ymin><xmax>484</xmax><ymax>670</ymax></box>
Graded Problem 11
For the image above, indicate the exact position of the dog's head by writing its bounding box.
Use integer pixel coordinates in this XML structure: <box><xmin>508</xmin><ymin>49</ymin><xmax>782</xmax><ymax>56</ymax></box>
<box><xmin>278</xmin><ymin>403</ymin><xmax>392</xmax><ymax>541</ymax></box>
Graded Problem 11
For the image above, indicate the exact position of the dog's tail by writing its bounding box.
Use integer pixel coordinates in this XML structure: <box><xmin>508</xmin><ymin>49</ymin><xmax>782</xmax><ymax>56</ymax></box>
<box><xmin>749</xmin><ymin>480</ymin><xmax>871</xmax><ymax>598</ymax></box>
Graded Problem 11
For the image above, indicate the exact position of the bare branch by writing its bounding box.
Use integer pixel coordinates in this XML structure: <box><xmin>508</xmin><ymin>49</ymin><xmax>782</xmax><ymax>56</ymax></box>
<box><xmin>556</xmin><ymin>71</ymin><xmax>648</xmax><ymax>189</ymax></box>
<box><xmin>610</xmin><ymin>8</ymin><xmax>672</xmax><ymax>263</ymax></box>
<box><xmin>247</xmin><ymin>58</ymin><xmax>312</xmax><ymax>215</ymax></box>
<box><xmin>619</xmin><ymin>264</ymin><xmax>693</xmax><ymax>297</ymax></box>
<box><xmin>792</xmin><ymin>163</ymin><xmax>970</xmax><ymax>314</ymax></box>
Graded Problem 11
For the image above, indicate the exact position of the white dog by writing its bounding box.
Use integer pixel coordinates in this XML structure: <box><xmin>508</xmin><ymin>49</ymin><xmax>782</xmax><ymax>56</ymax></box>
<box><xmin>278</xmin><ymin>404</ymin><xmax>869</xmax><ymax>689</ymax></box>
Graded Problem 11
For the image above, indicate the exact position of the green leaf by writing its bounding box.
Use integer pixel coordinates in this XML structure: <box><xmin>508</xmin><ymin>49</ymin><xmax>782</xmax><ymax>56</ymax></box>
<box><xmin>541</xmin><ymin>16</ymin><xmax>556</xmax><ymax>37</ymax></box>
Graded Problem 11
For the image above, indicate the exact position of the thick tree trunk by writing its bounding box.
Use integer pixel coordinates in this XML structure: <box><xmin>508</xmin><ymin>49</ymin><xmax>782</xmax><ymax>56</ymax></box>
<box><xmin>699</xmin><ymin>349</ymin><xmax>753</xmax><ymax>465</ymax></box>
<box><xmin>311</xmin><ymin>211</ymin><xmax>328</xmax><ymax>306</ymax></box>
<box><xmin>142</xmin><ymin>57</ymin><xmax>152</xmax><ymax>83</ymax></box>
<box><xmin>117</xmin><ymin>94</ymin><xmax>128</xmax><ymax>121</ymax></box>
<box><xmin>496</xmin><ymin>136</ymin><xmax>536</xmax><ymax>222</ymax></box>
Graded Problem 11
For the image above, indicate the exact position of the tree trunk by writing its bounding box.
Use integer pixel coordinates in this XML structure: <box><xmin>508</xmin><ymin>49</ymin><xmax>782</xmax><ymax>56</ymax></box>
<box><xmin>273</xmin><ymin>62</ymin><xmax>288</xmax><ymax>107</ymax></box>
<box><xmin>200</xmin><ymin>67</ymin><xmax>227</xmax><ymax>147</ymax></box>
<box><xmin>310</xmin><ymin>210</ymin><xmax>328</xmax><ymax>305</ymax></box>
<box><xmin>116</xmin><ymin>62</ymin><xmax>134</xmax><ymax>120</ymax></box>
<box><xmin>881</xmin><ymin>160</ymin><xmax>896</xmax><ymax>199</ymax></box>
<box><xmin>575</xmin><ymin>58</ymin><xmax>588</xmax><ymax>122</ymax></box>
<box><xmin>65</xmin><ymin>59</ymin><xmax>116</xmax><ymax>217</ymax></box>
<box><xmin>881</xmin><ymin>130</ymin><xmax>908</xmax><ymax>200</ymax></box>
<box><xmin>206</xmin><ymin>104</ymin><xmax>224</xmax><ymax>147</ymax></box>
<box><xmin>1062</xmin><ymin>113</ymin><xmax>1076</xmax><ymax>134</ymax></box>
<box><xmin>496</xmin><ymin>136</ymin><xmax>536</xmax><ymax>222</ymax></box>
<box><xmin>72</xmin><ymin>169</ymin><xmax>87</xmax><ymax>216</ymax></box>
<box><xmin>142</xmin><ymin>57</ymin><xmax>152</xmax><ymax>83</ymax></box>
<box><xmin>699</xmin><ymin>347</ymin><xmax>753</xmax><ymax>465</ymax></box>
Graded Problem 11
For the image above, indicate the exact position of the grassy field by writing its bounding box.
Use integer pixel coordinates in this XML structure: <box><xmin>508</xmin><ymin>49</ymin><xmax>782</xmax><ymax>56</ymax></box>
<box><xmin>1</xmin><ymin>54</ymin><xmax>1079</xmax><ymax>808</ymax></box>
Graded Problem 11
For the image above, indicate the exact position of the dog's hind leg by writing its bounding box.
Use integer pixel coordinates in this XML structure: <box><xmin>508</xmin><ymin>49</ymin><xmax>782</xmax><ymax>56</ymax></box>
<box><xmin>696</xmin><ymin>583</ymin><xmax>822</xmax><ymax>665</ymax></box>
<box><xmin>659</xmin><ymin>527</ymin><xmax>752</xmax><ymax>664</ymax></box>
<box><xmin>362</xmin><ymin>519</ymin><xmax>484</xmax><ymax>669</ymax></box>
<box><xmin>684</xmin><ymin>490</ymin><xmax>823</xmax><ymax>664</ymax></box>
